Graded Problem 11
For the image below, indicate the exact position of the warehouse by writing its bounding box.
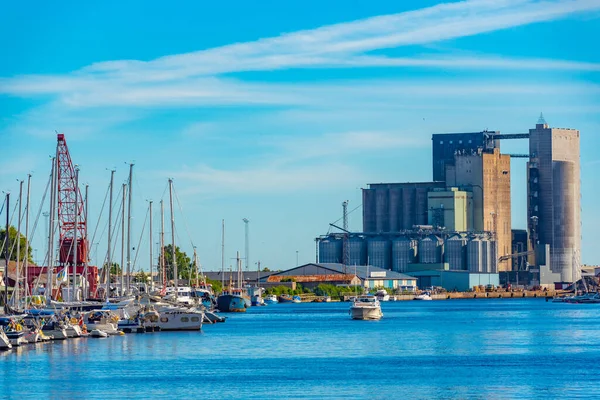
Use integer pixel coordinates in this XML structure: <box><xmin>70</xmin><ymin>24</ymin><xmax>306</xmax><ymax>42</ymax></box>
<box><xmin>260</xmin><ymin>263</ymin><xmax>417</xmax><ymax>291</ymax></box>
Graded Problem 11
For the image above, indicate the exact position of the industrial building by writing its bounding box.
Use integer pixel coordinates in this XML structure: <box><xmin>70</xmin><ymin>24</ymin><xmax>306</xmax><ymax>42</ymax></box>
<box><xmin>528</xmin><ymin>121</ymin><xmax>581</xmax><ymax>283</ymax></box>
<box><xmin>317</xmin><ymin>118</ymin><xmax>581</xmax><ymax>287</ymax></box>
<box><xmin>260</xmin><ymin>263</ymin><xmax>417</xmax><ymax>291</ymax></box>
<box><xmin>318</xmin><ymin>231</ymin><xmax>497</xmax><ymax>273</ymax></box>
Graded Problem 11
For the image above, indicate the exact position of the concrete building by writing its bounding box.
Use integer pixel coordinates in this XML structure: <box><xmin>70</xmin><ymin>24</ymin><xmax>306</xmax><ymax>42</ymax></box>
<box><xmin>362</xmin><ymin>182</ymin><xmax>444</xmax><ymax>233</ymax></box>
<box><xmin>446</xmin><ymin>148</ymin><xmax>512</xmax><ymax>271</ymax></box>
<box><xmin>431</xmin><ymin>131</ymin><xmax>500</xmax><ymax>181</ymax></box>
<box><xmin>427</xmin><ymin>187</ymin><xmax>473</xmax><ymax>231</ymax></box>
<box><xmin>528</xmin><ymin>122</ymin><xmax>581</xmax><ymax>282</ymax></box>
<box><xmin>261</xmin><ymin>263</ymin><xmax>418</xmax><ymax>291</ymax></box>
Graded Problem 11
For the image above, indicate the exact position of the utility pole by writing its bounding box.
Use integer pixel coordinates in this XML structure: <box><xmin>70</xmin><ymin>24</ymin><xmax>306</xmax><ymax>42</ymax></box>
<box><xmin>243</xmin><ymin>218</ymin><xmax>249</xmax><ymax>271</ymax></box>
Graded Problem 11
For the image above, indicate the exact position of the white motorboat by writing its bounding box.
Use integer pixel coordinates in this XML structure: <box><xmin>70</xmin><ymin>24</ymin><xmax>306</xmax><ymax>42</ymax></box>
<box><xmin>0</xmin><ymin>329</ymin><xmax>12</xmax><ymax>350</ymax></box>
<box><xmin>263</xmin><ymin>294</ymin><xmax>278</xmax><ymax>304</ymax></box>
<box><xmin>163</xmin><ymin>286</ymin><xmax>195</xmax><ymax>306</ymax></box>
<box><xmin>375</xmin><ymin>289</ymin><xmax>390</xmax><ymax>302</ymax></box>
<box><xmin>83</xmin><ymin>310</ymin><xmax>120</xmax><ymax>334</ymax></box>
<box><xmin>90</xmin><ymin>329</ymin><xmax>108</xmax><ymax>338</ymax></box>
<box><xmin>414</xmin><ymin>292</ymin><xmax>433</xmax><ymax>301</ymax></box>
<box><xmin>156</xmin><ymin>309</ymin><xmax>204</xmax><ymax>331</ymax></box>
<box><xmin>349</xmin><ymin>296</ymin><xmax>383</xmax><ymax>320</ymax></box>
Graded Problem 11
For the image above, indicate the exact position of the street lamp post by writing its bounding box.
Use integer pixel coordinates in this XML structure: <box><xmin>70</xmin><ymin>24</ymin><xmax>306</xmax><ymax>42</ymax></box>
<box><xmin>296</xmin><ymin>251</ymin><xmax>299</xmax><ymax>267</ymax></box>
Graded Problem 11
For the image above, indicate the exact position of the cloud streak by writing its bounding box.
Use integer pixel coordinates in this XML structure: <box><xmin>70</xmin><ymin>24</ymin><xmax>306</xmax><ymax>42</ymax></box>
<box><xmin>1</xmin><ymin>0</ymin><xmax>599</xmax><ymax>109</ymax></box>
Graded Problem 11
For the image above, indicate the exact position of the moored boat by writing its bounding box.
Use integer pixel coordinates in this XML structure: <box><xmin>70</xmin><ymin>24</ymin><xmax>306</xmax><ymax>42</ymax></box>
<box><xmin>156</xmin><ymin>309</ymin><xmax>204</xmax><ymax>331</ymax></box>
<box><xmin>0</xmin><ymin>328</ymin><xmax>12</xmax><ymax>350</ymax></box>
<box><xmin>375</xmin><ymin>289</ymin><xmax>390</xmax><ymax>302</ymax></box>
<box><xmin>90</xmin><ymin>329</ymin><xmax>108</xmax><ymax>338</ymax></box>
<box><xmin>414</xmin><ymin>292</ymin><xmax>433</xmax><ymax>301</ymax></box>
<box><xmin>278</xmin><ymin>294</ymin><xmax>294</xmax><ymax>303</ymax></box>
<box><xmin>217</xmin><ymin>289</ymin><xmax>248</xmax><ymax>312</ymax></box>
<box><xmin>264</xmin><ymin>294</ymin><xmax>278</xmax><ymax>304</ymax></box>
<box><xmin>349</xmin><ymin>296</ymin><xmax>383</xmax><ymax>320</ymax></box>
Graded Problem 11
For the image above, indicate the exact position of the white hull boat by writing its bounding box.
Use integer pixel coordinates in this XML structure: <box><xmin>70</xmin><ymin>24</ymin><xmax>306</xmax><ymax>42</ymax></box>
<box><xmin>375</xmin><ymin>290</ymin><xmax>390</xmax><ymax>302</ymax></box>
<box><xmin>414</xmin><ymin>292</ymin><xmax>433</xmax><ymax>301</ymax></box>
<box><xmin>90</xmin><ymin>329</ymin><xmax>108</xmax><ymax>338</ymax></box>
<box><xmin>65</xmin><ymin>324</ymin><xmax>83</xmax><ymax>338</ymax></box>
<box><xmin>349</xmin><ymin>296</ymin><xmax>383</xmax><ymax>320</ymax></box>
<box><xmin>156</xmin><ymin>310</ymin><xmax>204</xmax><ymax>331</ymax></box>
<box><xmin>45</xmin><ymin>328</ymin><xmax>68</xmax><ymax>340</ymax></box>
<box><xmin>0</xmin><ymin>330</ymin><xmax>12</xmax><ymax>350</ymax></box>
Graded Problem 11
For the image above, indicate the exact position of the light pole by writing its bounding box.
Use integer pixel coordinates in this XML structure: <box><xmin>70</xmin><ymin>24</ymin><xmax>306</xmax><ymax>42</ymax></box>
<box><xmin>296</xmin><ymin>250</ymin><xmax>299</xmax><ymax>267</ymax></box>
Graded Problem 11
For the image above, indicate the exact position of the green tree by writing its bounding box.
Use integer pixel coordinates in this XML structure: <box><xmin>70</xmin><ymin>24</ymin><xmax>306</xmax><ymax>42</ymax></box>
<box><xmin>0</xmin><ymin>226</ymin><xmax>33</xmax><ymax>262</ymax></box>
<box><xmin>205</xmin><ymin>277</ymin><xmax>223</xmax><ymax>294</ymax></box>
<box><xmin>159</xmin><ymin>245</ymin><xmax>192</xmax><ymax>281</ymax></box>
<box><xmin>136</xmin><ymin>270</ymin><xmax>150</xmax><ymax>283</ymax></box>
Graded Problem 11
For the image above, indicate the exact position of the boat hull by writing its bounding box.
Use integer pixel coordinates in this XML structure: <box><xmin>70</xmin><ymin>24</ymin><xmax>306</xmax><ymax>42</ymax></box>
<box><xmin>0</xmin><ymin>331</ymin><xmax>12</xmax><ymax>350</ymax></box>
<box><xmin>217</xmin><ymin>294</ymin><xmax>247</xmax><ymax>312</ymax></box>
<box><xmin>44</xmin><ymin>328</ymin><xmax>68</xmax><ymax>340</ymax></box>
<box><xmin>349</xmin><ymin>306</ymin><xmax>383</xmax><ymax>320</ymax></box>
<box><xmin>156</xmin><ymin>311</ymin><xmax>203</xmax><ymax>331</ymax></box>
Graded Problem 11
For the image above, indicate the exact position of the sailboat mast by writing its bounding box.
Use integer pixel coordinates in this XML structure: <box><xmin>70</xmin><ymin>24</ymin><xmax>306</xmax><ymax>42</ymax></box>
<box><xmin>46</xmin><ymin>157</ymin><xmax>56</xmax><ymax>301</ymax></box>
<box><xmin>3</xmin><ymin>193</ymin><xmax>9</xmax><ymax>311</ymax></box>
<box><xmin>126</xmin><ymin>163</ymin><xmax>134</xmax><ymax>294</ymax></box>
<box><xmin>160</xmin><ymin>200</ymin><xmax>165</xmax><ymax>291</ymax></box>
<box><xmin>83</xmin><ymin>183</ymin><xmax>88</xmax><ymax>298</ymax></box>
<box><xmin>221</xmin><ymin>219</ymin><xmax>225</xmax><ymax>290</ymax></box>
<box><xmin>15</xmin><ymin>180</ymin><xmax>23</xmax><ymax>308</ymax></box>
<box><xmin>149</xmin><ymin>200</ymin><xmax>153</xmax><ymax>291</ymax></box>
<box><xmin>72</xmin><ymin>167</ymin><xmax>79</xmax><ymax>302</ymax></box>
<box><xmin>236</xmin><ymin>251</ymin><xmax>241</xmax><ymax>289</ymax></box>
<box><xmin>106</xmin><ymin>169</ymin><xmax>114</xmax><ymax>301</ymax></box>
<box><xmin>121</xmin><ymin>183</ymin><xmax>126</xmax><ymax>296</ymax></box>
<box><xmin>169</xmin><ymin>179</ymin><xmax>177</xmax><ymax>299</ymax></box>
<box><xmin>193</xmin><ymin>247</ymin><xmax>199</xmax><ymax>287</ymax></box>
<box><xmin>24</xmin><ymin>174</ymin><xmax>31</xmax><ymax>299</ymax></box>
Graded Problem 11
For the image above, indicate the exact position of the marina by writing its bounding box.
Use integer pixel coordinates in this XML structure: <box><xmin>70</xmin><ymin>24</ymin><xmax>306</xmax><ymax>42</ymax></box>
<box><xmin>2</xmin><ymin>299</ymin><xmax>600</xmax><ymax>399</ymax></box>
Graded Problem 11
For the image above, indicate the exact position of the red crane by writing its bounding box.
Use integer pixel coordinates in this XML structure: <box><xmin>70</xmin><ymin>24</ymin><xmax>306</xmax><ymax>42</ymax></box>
<box><xmin>56</xmin><ymin>133</ymin><xmax>88</xmax><ymax>265</ymax></box>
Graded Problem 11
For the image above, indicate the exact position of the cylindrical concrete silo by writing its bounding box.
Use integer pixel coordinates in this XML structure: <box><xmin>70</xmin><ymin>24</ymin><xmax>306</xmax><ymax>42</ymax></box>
<box><xmin>391</xmin><ymin>236</ymin><xmax>416</xmax><ymax>273</ymax></box>
<box><xmin>445</xmin><ymin>234</ymin><xmax>467</xmax><ymax>271</ymax></box>
<box><xmin>367</xmin><ymin>237</ymin><xmax>391</xmax><ymax>270</ymax></box>
<box><xmin>318</xmin><ymin>238</ymin><xmax>343</xmax><ymax>264</ymax></box>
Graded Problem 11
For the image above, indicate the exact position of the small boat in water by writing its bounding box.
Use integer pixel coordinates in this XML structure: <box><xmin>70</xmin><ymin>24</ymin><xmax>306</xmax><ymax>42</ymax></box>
<box><xmin>375</xmin><ymin>289</ymin><xmax>390</xmax><ymax>302</ymax></box>
<box><xmin>278</xmin><ymin>294</ymin><xmax>294</xmax><ymax>303</ymax></box>
<box><xmin>292</xmin><ymin>295</ymin><xmax>302</xmax><ymax>303</ymax></box>
<box><xmin>264</xmin><ymin>294</ymin><xmax>278</xmax><ymax>305</ymax></box>
<box><xmin>414</xmin><ymin>292</ymin><xmax>433</xmax><ymax>301</ymax></box>
<box><xmin>349</xmin><ymin>296</ymin><xmax>383</xmax><ymax>320</ymax></box>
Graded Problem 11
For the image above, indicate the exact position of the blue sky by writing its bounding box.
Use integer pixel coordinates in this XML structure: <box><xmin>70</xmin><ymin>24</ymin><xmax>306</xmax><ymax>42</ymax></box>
<box><xmin>1</xmin><ymin>0</ymin><xmax>599</xmax><ymax>271</ymax></box>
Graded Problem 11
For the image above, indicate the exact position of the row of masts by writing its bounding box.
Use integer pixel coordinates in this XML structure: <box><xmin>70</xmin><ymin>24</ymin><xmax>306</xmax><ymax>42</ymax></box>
<box><xmin>3</xmin><ymin>146</ymin><xmax>222</xmax><ymax>308</ymax></box>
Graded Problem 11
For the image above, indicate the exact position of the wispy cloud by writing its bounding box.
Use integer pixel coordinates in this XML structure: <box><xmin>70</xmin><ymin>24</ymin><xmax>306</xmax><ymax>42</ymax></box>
<box><xmin>1</xmin><ymin>0</ymin><xmax>599</xmax><ymax>109</ymax></box>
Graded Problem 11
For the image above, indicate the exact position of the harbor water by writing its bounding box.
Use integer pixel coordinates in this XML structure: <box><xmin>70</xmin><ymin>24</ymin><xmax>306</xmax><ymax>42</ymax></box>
<box><xmin>2</xmin><ymin>299</ymin><xmax>600</xmax><ymax>399</ymax></box>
